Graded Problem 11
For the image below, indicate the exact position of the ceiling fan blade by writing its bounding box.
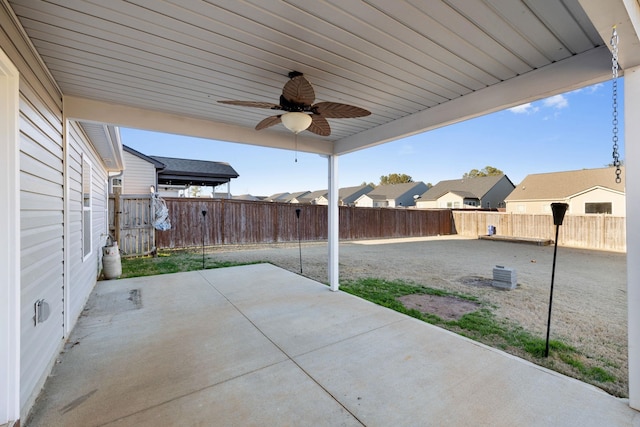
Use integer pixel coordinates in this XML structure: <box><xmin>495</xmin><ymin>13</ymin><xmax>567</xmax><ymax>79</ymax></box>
<box><xmin>218</xmin><ymin>100</ymin><xmax>281</xmax><ymax>109</ymax></box>
<box><xmin>308</xmin><ymin>114</ymin><xmax>331</xmax><ymax>136</ymax></box>
<box><xmin>255</xmin><ymin>115</ymin><xmax>282</xmax><ymax>130</ymax></box>
<box><xmin>313</xmin><ymin>102</ymin><xmax>371</xmax><ymax>118</ymax></box>
<box><xmin>282</xmin><ymin>75</ymin><xmax>315</xmax><ymax>105</ymax></box>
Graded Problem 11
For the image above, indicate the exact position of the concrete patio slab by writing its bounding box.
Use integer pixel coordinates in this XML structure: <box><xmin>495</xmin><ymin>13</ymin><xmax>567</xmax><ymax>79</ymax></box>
<box><xmin>26</xmin><ymin>264</ymin><xmax>639</xmax><ymax>426</ymax></box>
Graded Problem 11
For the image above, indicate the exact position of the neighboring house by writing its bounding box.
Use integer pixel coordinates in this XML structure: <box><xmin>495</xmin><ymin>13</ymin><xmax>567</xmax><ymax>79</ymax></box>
<box><xmin>354</xmin><ymin>182</ymin><xmax>429</xmax><ymax>208</ymax></box>
<box><xmin>296</xmin><ymin>189</ymin><xmax>329</xmax><ymax>204</ymax></box>
<box><xmin>283</xmin><ymin>190</ymin><xmax>311</xmax><ymax>203</ymax></box>
<box><xmin>417</xmin><ymin>175</ymin><xmax>515</xmax><ymax>209</ymax></box>
<box><xmin>265</xmin><ymin>192</ymin><xmax>290</xmax><ymax>202</ymax></box>
<box><xmin>232</xmin><ymin>194</ymin><xmax>265</xmax><ymax>201</ymax></box>
<box><xmin>151</xmin><ymin>155</ymin><xmax>239</xmax><ymax>197</ymax></box>
<box><xmin>114</xmin><ymin>145</ymin><xmax>165</xmax><ymax>194</ymax></box>
<box><xmin>316</xmin><ymin>184</ymin><xmax>375</xmax><ymax>206</ymax></box>
<box><xmin>116</xmin><ymin>145</ymin><xmax>239</xmax><ymax>197</ymax></box>
<box><xmin>504</xmin><ymin>167</ymin><xmax>626</xmax><ymax>215</ymax></box>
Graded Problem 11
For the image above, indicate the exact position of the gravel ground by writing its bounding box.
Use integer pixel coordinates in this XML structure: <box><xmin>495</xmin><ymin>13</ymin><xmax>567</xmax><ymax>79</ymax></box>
<box><xmin>205</xmin><ymin>235</ymin><xmax>628</xmax><ymax>395</ymax></box>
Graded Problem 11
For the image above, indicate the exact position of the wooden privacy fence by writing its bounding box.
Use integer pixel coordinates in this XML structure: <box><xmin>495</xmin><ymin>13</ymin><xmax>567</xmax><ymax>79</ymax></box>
<box><xmin>452</xmin><ymin>210</ymin><xmax>626</xmax><ymax>252</ymax></box>
<box><xmin>108</xmin><ymin>194</ymin><xmax>155</xmax><ymax>256</ymax></box>
<box><xmin>155</xmin><ymin>198</ymin><xmax>453</xmax><ymax>249</ymax></box>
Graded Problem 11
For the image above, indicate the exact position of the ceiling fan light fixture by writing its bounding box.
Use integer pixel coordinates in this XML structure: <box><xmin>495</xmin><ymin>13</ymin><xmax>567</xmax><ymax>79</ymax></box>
<box><xmin>281</xmin><ymin>112</ymin><xmax>312</xmax><ymax>134</ymax></box>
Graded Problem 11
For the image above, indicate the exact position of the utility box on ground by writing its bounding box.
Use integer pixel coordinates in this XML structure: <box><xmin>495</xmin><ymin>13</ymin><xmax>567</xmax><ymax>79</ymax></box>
<box><xmin>492</xmin><ymin>265</ymin><xmax>517</xmax><ymax>290</ymax></box>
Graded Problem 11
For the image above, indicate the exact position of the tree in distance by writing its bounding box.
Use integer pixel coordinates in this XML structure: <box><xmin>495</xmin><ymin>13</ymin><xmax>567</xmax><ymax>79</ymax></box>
<box><xmin>379</xmin><ymin>173</ymin><xmax>414</xmax><ymax>185</ymax></box>
<box><xmin>463</xmin><ymin>166</ymin><xmax>504</xmax><ymax>178</ymax></box>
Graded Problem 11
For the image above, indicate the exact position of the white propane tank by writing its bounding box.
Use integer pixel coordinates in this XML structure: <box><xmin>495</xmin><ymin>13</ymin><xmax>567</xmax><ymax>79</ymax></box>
<box><xmin>102</xmin><ymin>238</ymin><xmax>122</xmax><ymax>279</ymax></box>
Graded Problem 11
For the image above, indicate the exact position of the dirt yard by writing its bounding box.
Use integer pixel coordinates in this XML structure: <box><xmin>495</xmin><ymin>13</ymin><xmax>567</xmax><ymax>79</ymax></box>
<box><xmin>205</xmin><ymin>235</ymin><xmax>628</xmax><ymax>395</ymax></box>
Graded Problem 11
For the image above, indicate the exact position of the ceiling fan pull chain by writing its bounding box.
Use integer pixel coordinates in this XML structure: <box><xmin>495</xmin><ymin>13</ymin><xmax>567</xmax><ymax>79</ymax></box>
<box><xmin>611</xmin><ymin>26</ymin><xmax>622</xmax><ymax>184</ymax></box>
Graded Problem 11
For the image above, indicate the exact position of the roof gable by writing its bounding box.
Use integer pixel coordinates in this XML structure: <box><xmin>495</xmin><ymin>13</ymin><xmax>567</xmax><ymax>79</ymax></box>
<box><xmin>123</xmin><ymin>145</ymin><xmax>165</xmax><ymax>168</ymax></box>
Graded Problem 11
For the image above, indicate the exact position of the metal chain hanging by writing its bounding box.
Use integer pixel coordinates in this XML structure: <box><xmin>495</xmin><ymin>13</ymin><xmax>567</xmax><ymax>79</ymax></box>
<box><xmin>611</xmin><ymin>27</ymin><xmax>622</xmax><ymax>183</ymax></box>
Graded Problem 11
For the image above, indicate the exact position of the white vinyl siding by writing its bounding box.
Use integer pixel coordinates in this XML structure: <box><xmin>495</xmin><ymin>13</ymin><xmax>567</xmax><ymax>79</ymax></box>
<box><xmin>1</xmin><ymin>6</ymin><xmax>109</xmax><ymax>419</ymax></box>
<box><xmin>18</xmin><ymin>71</ymin><xmax>65</xmax><ymax>417</ymax></box>
<box><xmin>82</xmin><ymin>154</ymin><xmax>92</xmax><ymax>259</ymax></box>
<box><xmin>67</xmin><ymin>121</ymin><xmax>109</xmax><ymax>326</ymax></box>
<box><xmin>122</xmin><ymin>149</ymin><xmax>156</xmax><ymax>194</ymax></box>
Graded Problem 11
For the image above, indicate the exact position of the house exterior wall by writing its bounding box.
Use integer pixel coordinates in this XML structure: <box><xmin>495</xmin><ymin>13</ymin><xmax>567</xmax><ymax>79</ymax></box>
<box><xmin>122</xmin><ymin>149</ymin><xmax>156</xmax><ymax>194</ymax></box>
<box><xmin>1</xmin><ymin>5</ymin><xmax>111</xmax><ymax>421</ymax></box>
<box><xmin>6</xmin><ymin>14</ymin><xmax>66</xmax><ymax>417</ymax></box>
<box><xmin>570</xmin><ymin>188</ymin><xmax>626</xmax><ymax>216</ymax></box>
<box><xmin>482</xmin><ymin>176</ymin><xmax>515</xmax><ymax>208</ymax></box>
<box><xmin>505</xmin><ymin>199</ymin><xmax>560</xmax><ymax>214</ymax></box>
<box><xmin>354</xmin><ymin>195</ymin><xmax>374</xmax><ymax>207</ymax></box>
<box><xmin>415</xmin><ymin>199</ymin><xmax>438</xmax><ymax>209</ymax></box>
<box><xmin>506</xmin><ymin>189</ymin><xmax>625</xmax><ymax>216</ymax></box>
<box><xmin>393</xmin><ymin>184</ymin><xmax>428</xmax><ymax>207</ymax></box>
<box><xmin>342</xmin><ymin>186</ymin><xmax>373</xmax><ymax>206</ymax></box>
<box><xmin>67</xmin><ymin>121</ymin><xmax>109</xmax><ymax>324</ymax></box>
<box><xmin>437</xmin><ymin>192</ymin><xmax>464</xmax><ymax>208</ymax></box>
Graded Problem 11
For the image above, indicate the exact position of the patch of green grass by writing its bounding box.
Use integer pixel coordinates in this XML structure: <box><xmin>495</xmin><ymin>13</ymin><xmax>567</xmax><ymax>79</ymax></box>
<box><xmin>559</xmin><ymin>354</ymin><xmax>616</xmax><ymax>383</ymax></box>
<box><xmin>340</xmin><ymin>277</ymin><xmax>619</xmax><ymax>393</ymax></box>
<box><xmin>118</xmin><ymin>249</ymin><xmax>263</xmax><ymax>278</ymax></box>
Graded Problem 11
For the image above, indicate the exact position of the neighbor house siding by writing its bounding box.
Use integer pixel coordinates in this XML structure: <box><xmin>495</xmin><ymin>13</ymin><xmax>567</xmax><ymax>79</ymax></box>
<box><xmin>123</xmin><ymin>149</ymin><xmax>156</xmax><ymax>194</ymax></box>
<box><xmin>482</xmin><ymin>176</ymin><xmax>514</xmax><ymax>208</ymax></box>
<box><xmin>570</xmin><ymin>188</ymin><xmax>626</xmax><ymax>215</ymax></box>
<box><xmin>438</xmin><ymin>192</ymin><xmax>463</xmax><ymax>208</ymax></box>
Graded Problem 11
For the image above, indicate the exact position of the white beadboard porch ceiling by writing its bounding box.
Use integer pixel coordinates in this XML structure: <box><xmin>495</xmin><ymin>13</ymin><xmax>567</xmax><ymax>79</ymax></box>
<box><xmin>7</xmin><ymin>0</ymin><xmax>640</xmax><ymax>156</ymax></box>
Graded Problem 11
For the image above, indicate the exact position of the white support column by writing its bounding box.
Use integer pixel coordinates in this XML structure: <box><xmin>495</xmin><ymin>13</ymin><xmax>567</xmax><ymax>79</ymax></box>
<box><xmin>0</xmin><ymin>48</ymin><xmax>21</xmax><ymax>425</ymax></box>
<box><xmin>626</xmin><ymin>65</ymin><xmax>640</xmax><ymax>411</ymax></box>
<box><xmin>327</xmin><ymin>155</ymin><xmax>339</xmax><ymax>291</ymax></box>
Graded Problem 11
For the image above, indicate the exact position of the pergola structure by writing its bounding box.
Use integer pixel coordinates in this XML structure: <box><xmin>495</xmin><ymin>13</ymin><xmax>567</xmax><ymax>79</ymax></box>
<box><xmin>2</xmin><ymin>0</ymin><xmax>640</xmax><ymax>421</ymax></box>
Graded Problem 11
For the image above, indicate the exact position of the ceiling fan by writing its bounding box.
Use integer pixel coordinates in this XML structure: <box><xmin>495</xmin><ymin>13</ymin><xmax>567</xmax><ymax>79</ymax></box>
<box><xmin>218</xmin><ymin>71</ymin><xmax>371</xmax><ymax>136</ymax></box>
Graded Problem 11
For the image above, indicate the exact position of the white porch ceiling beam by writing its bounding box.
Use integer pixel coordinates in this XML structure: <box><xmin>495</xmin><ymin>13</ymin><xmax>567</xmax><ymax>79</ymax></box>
<box><xmin>334</xmin><ymin>46</ymin><xmax>612</xmax><ymax>155</ymax></box>
<box><xmin>63</xmin><ymin>95</ymin><xmax>332</xmax><ymax>156</ymax></box>
<box><xmin>579</xmin><ymin>0</ymin><xmax>640</xmax><ymax>71</ymax></box>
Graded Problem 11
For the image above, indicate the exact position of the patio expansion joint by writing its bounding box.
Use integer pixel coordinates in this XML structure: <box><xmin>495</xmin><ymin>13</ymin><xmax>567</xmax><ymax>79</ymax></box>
<box><xmin>94</xmin><ymin>359</ymin><xmax>295</xmax><ymax>427</ymax></box>
<box><xmin>201</xmin><ymin>276</ymin><xmax>373</xmax><ymax>426</ymax></box>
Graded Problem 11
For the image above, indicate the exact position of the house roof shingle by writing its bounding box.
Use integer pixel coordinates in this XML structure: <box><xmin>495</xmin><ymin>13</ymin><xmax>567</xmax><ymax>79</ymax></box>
<box><xmin>505</xmin><ymin>167</ymin><xmax>625</xmax><ymax>201</ymax></box>
<box><xmin>365</xmin><ymin>182</ymin><xmax>427</xmax><ymax>200</ymax></box>
<box><xmin>421</xmin><ymin>175</ymin><xmax>508</xmax><ymax>201</ymax></box>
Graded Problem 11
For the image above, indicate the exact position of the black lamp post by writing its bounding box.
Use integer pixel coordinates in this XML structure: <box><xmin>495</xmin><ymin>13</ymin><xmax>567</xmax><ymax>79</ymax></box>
<box><xmin>295</xmin><ymin>208</ymin><xmax>302</xmax><ymax>274</ymax></box>
<box><xmin>545</xmin><ymin>202</ymin><xmax>568</xmax><ymax>357</ymax></box>
<box><xmin>201</xmin><ymin>210</ymin><xmax>207</xmax><ymax>269</ymax></box>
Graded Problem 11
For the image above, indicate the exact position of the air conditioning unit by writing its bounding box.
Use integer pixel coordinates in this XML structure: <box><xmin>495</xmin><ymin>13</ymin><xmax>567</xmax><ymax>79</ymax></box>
<box><xmin>492</xmin><ymin>265</ymin><xmax>517</xmax><ymax>290</ymax></box>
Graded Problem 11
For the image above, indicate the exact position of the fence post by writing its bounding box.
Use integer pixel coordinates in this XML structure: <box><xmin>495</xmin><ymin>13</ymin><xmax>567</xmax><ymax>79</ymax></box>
<box><xmin>220</xmin><ymin>198</ymin><xmax>225</xmax><ymax>245</ymax></box>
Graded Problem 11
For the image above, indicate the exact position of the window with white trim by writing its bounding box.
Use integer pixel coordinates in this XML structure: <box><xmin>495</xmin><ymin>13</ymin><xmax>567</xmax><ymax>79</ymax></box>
<box><xmin>82</xmin><ymin>155</ymin><xmax>92</xmax><ymax>259</ymax></box>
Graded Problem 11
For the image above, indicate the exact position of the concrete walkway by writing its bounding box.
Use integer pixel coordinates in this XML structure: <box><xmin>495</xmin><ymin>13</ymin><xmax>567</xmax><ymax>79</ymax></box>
<box><xmin>27</xmin><ymin>264</ymin><xmax>639</xmax><ymax>426</ymax></box>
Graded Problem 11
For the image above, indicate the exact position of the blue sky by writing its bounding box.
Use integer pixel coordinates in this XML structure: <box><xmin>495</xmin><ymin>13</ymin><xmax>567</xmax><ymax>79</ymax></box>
<box><xmin>120</xmin><ymin>80</ymin><xmax>624</xmax><ymax>197</ymax></box>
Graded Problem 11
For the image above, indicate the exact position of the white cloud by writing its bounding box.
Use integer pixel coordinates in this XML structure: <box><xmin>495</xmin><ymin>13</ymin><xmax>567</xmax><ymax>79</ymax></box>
<box><xmin>398</xmin><ymin>143</ymin><xmax>415</xmax><ymax>155</ymax></box>
<box><xmin>570</xmin><ymin>83</ymin><xmax>603</xmax><ymax>95</ymax></box>
<box><xmin>509</xmin><ymin>103</ymin><xmax>538</xmax><ymax>114</ymax></box>
<box><xmin>543</xmin><ymin>94</ymin><xmax>568</xmax><ymax>109</ymax></box>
